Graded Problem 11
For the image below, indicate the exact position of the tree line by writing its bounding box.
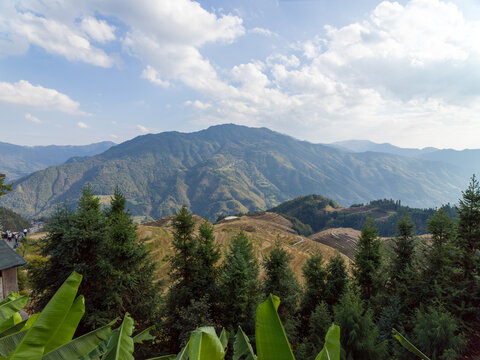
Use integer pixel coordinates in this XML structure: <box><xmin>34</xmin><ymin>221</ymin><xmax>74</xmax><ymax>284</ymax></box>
<box><xmin>22</xmin><ymin>176</ymin><xmax>480</xmax><ymax>359</ymax></box>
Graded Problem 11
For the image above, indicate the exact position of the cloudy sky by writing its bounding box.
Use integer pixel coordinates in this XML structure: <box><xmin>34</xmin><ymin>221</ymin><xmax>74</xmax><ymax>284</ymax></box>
<box><xmin>2</xmin><ymin>0</ymin><xmax>480</xmax><ymax>149</ymax></box>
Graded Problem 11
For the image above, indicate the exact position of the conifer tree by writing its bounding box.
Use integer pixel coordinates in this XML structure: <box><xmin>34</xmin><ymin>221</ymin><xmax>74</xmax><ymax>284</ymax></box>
<box><xmin>307</xmin><ymin>301</ymin><xmax>331</xmax><ymax>358</ymax></box>
<box><xmin>263</xmin><ymin>243</ymin><xmax>301</xmax><ymax>341</ymax></box>
<box><xmin>218</xmin><ymin>231</ymin><xmax>260</xmax><ymax>334</ymax></box>
<box><xmin>163</xmin><ymin>207</ymin><xmax>220</xmax><ymax>351</ymax></box>
<box><xmin>353</xmin><ymin>218</ymin><xmax>383</xmax><ymax>302</ymax></box>
<box><xmin>324</xmin><ymin>252</ymin><xmax>348</xmax><ymax>308</ymax></box>
<box><xmin>300</xmin><ymin>252</ymin><xmax>327</xmax><ymax>333</ymax></box>
<box><xmin>334</xmin><ymin>288</ymin><xmax>386</xmax><ymax>359</ymax></box>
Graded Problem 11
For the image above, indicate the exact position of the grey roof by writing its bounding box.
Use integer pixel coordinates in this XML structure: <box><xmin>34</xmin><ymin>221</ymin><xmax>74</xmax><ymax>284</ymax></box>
<box><xmin>0</xmin><ymin>241</ymin><xmax>26</xmax><ymax>271</ymax></box>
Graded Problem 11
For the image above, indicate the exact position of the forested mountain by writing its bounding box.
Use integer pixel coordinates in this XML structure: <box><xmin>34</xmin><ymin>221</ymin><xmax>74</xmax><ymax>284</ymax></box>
<box><xmin>0</xmin><ymin>207</ymin><xmax>31</xmax><ymax>231</ymax></box>
<box><xmin>0</xmin><ymin>124</ymin><xmax>469</xmax><ymax>220</ymax></box>
<box><xmin>0</xmin><ymin>141</ymin><xmax>115</xmax><ymax>180</ymax></box>
<box><xmin>270</xmin><ymin>194</ymin><xmax>456</xmax><ymax>236</ymax></box>
<box><xmin>329</xmin><ymin>139</ymin><xmax>480</xmax><ymax>175</ymax></box>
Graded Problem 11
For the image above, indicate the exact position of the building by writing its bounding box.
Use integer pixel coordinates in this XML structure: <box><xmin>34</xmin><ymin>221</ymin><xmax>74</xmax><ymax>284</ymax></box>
<box><xmin>0</xmin><ymin>240</ymin><xmax>27</xmax><ymax>300</ymax></box>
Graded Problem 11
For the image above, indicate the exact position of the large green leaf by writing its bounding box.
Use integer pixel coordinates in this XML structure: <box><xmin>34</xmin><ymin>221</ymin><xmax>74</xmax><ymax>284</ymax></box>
<box><xmin>188</xmin><ymin>326</ymin><xmax>226</xmax><ymax>360</ymax></box>
<box><xmin>0</xmin><ymin>295</ymin><xmax>28</xmax><ymax>333</ymax></box>
<box><xmin>175</xmin><ymin>342</ymin><xmax>189</xmax><ymax>360</ymax></box>
<box><xmin>145</xmin><ymin>356</ymin><xmax>176</xmax><ymax>360</ymax></box>
<box><xmin>0</xmin><ymin>330</ymin><xmax>27</xmax><ymax>357</ymax></box>
<box><xmin>102</xmin><ymin>313</ymin><xmax>134</xmax><ymax>360</ymax></box>
<box><xmin>219</xmin><ymin>329</ymin><xmax>229</xmax><ymax>352</ymax></box>
<box><xmin>255</xmin><ymin>295</ymin><xmax>294</xmax><ymax>360</ymax></box>
<box><xmin>132</xmin><ymin>326</ymin><xmax>155</xmax><ymax>344</ymax></box>
<box><xmin>0</xmin><ymin>314</ymin><xmax>39</xmax><ymax>339</ymax></box>
<box><xmin>44</xmin><ymin>295</ymin><xmax>85</xmax><ymax>353</ymax></box>
<box><xmin>42</xmin><ymin>322</ymin><xmax>113</xmax><ymax>360</ymax></box>
<box><xmin>392</xmin><ymin>329</ymin><xmax>430</xmax><ymax>360</ymax></box>
<box><xmin>10</xmin><ymin>271</ymin><xmax>83</xmax><ymax>360</ymax></box>
<box><xmin>233</xmin><ymin>326</ymin><xmax>256</xmax><ymax>360</ymax></box>
<box><xmin>314</xmin><ymin>324</ymin><xmax>340</xmax><ymax>360</ymax></box>
<box><xmin>0</xmin><ymin>293</ymin><xmax>20</xmax><ymax>306</ymax></box>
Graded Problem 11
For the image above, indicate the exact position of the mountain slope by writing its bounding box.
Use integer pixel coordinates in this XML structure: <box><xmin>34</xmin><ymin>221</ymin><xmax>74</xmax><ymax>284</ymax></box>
<box><xmin>0</xmin><ymin>141</ymin><xmax>115</xmax><ymax>180</ymax></box>
<box><xmin>0</xmin><ymin>124</ymin><xmax>469</xmax><ymax>219</ymax></box>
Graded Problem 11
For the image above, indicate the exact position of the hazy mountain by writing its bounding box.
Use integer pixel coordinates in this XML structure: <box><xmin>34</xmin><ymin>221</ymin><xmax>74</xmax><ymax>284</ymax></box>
<box><xmin>0</xmin><ymin>124</ymin><xmax>469</xmax><ymax>220</ymax></box>
<box><xmin>0</xmin><ymin>141</ymin><xmax>116</xmax><ymax>180</ymax></box>
<box><xmin>328</xmin><ymin>139</ymin><xmax>480</xmax><ymax>175</ymax></box>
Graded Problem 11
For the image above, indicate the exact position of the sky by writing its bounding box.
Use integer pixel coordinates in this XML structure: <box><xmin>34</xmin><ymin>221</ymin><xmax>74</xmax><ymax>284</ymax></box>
<box><xmin>2</xmin><ymin>0</ymin><xmax>480</xmax><ymax>149</ymax></box>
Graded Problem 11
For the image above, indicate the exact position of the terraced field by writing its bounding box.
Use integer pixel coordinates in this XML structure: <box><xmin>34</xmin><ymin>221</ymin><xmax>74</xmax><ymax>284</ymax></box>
<box><xmin>139</xmin><ymin>212</ymin><xmax>350</xmax><ymax>283</ymax></box>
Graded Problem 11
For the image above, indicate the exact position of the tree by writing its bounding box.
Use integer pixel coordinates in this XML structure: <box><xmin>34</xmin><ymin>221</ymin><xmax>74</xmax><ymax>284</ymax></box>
<box><xmin>413</xmin><ymin>306</ymin><xmax>464</xmax><ymax>360</ymax></box>
<box><xmin>389</xmin><ymin>214</ymin><xmax>416</xmax><ymax>284</ymax></box>
<box><xmin>103</xmin><ymin>187</ymin><xmax>160</xmax><ymax>342</ymax></box>
<box><xmin>263</xmin><ymin>243</ymin><xmax>301</xmax><ymax>341</ymax></box>
<box><xmin>334</xmin><ymin>288</ymin><xmax>385</xmax><ymax>360</ymax></box>
<box><xmin>324</xmin><ymin>253</ymin><xmax>348</xmax><ymax>308</ymax></box>
<box><xmin>30</xmin><ymin>185</ymin><xmax>160</xmax><ymax>335</ymax></box>
<box><xmin>353</xmin><ymin>218</ymin><xmax>383</xmax><ymax>302</ymax></box>
<box><xmin>300</xmin><ymin>252</ymin><xmax>327</xmax><ymax>334</ymax></box>
<box><xmin>307</xmin><ymin>301</ymin><xmax>332</xmax><ymax>358</ymax></box>
<box><xmin>218</xmin><ymin>231</ymin><xmax>260</xmax><ymax>334</ymax></box>
<box><xmin>0</xmin><ymin>174</ymin><xmax>12</xmax><ymax>198</ymax></box>
<box><xmin>163</xmin><ymin>207</ymin><xmax>220</xmax><ymax>352</ymax></box>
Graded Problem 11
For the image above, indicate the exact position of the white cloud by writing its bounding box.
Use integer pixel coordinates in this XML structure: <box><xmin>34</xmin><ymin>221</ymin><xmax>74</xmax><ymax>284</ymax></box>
<box><xmin>25</xmin><ymin>113</ymin><xmax>41</xmax><ymax>123</ymax></box>
<box><xmin>249</xmin><ymin>27</ymin><xmax>277</xmax><ymax>37</ymax></box>
<box><xmin>185</xmin><ymin>100</ymin><xmax>212</xmax><ymax>110</ymax></box>
<box><xmin>136</xmin><ymin>124</ymin><xmax>149</xmax><ymax>133</ymax></box>
<box><xmin>0</xmin><ymin>80</ymin><xmax>88</xmax><ymax>115</ymax></box>
<box><xmin>80</xmin><ymin>16</ymin><xmax>116</xmax><ymax>43</ymax></box>
<box><xmin>5</xmin><ymin>11</ymin><xmax>114</xmax><ymax>67</ymax></box>
<box><xmin>77</xmin><ymin>121</ymin><xmax>89</xmax><ymax>128</ymax></box>
<box><xmin>141</xmin><ymin>66</ymin><xmax>170</xmax><ymax>87</ymax></box>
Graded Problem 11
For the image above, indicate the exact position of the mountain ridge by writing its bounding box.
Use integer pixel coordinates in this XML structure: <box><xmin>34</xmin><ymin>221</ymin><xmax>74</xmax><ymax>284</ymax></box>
<box><xmin>0</xmin><ymin>124</ymin><xmax>470</xmax><ymax>220</ymax></box>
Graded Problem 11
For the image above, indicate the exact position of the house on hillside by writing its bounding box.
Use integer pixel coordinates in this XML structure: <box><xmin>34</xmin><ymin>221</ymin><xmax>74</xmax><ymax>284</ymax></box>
<box><xmin>0</xmin><ymin>240</ymin><xmax>26</xmax><ymax>300</ymax></box>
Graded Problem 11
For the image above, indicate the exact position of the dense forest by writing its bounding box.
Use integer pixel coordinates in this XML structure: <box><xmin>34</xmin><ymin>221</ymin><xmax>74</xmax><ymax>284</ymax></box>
<box><xmin>270</xmin><ymin>194</ymin><xmax>457</xmax><ymax>236</ymax></box>
<box><xmin>10</xmin><ymin>174</ymin><xmax>478</xmax><ymax>359</ymax></box>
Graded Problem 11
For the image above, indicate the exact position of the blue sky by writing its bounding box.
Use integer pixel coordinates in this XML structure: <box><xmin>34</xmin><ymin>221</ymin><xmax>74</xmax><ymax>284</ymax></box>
<box><xmin>2</xmin><ymin>0</ymin><xmax>480</xmax><ymax>149</ymax></box>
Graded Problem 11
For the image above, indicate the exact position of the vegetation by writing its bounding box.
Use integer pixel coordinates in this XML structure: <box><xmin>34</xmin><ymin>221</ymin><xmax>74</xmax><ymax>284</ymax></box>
<box><xmin>28</xmin><ymin>185</ymin><xmax>160</xmax><ymax>336</ymax></box>
<box><xmin>271</xmin><ymin>196</ymin><xmax>456</xmax><ymax>236</ymax></box>
<box><xmin>0</xmin><ymin>207</ymin><xmax>30</xmax><ymax>232</ymax></box>
<box><xmin>0</xmin><ymin>124</ymin><xmax>466</xmax><ymax>220</ymax></box>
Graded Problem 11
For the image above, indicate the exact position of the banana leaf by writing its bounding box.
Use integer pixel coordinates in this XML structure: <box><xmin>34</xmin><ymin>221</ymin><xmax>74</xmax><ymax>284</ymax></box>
<box><xmin>10</xmin><ymin>271</ymin><xmax>83</xmax><ymax>360</ymax></box>
<box><xmin>392</xmin><ymin>329</ymin><xmax>430</xmax><ymax>360</ymax></box>
<box><xmin>233</xmin><ymin>326</ymin><xmax>256</xmax><ymax>360</ymax></box>
<box><xmin>0</xmin><ymin>330</ymin><xmax>27</xmax><ymax>357</ymax></box>
<box><xmin>102</xmin><ymin>313</ymin><xmax>134</xmax><ymax>360</ymax></box>
<box><xmin>255</xmin><ymin>294</ymin><xmax>294</xmax><ymax>360</ymax></box>
<box><xmin>219</xmin><ymin>329</ymin><xmax>228</xmax><ymax>351</ymax></box>
<box><xmin>132</xmin><ymin>326</ymin><xmax>155</xmax><ymax>344</ymax></box>
<box><xmin>0</xmin><ymin>295</ymin><xmax>28</xmax><ymax>333</ymax></box>
<box><xmin>175</xmin><ymin>342</ymin><xmax>189</xmax><ymax>360</ymax></box>
<box><xmin>188</xmin><ymin>326</ymin><xmax>226</xmax><ymax>360</ymax></box>
<box><xmin>0</xmin><ymin>292</ymin><xmax>20</xmax><ymax>306</ymax></box>
<box><xmin>0</xmin><ymin>313</ymin><xmax>39</xmax><ymax>339</ymax></box>
<box><xmin>314</xmin><ymin>324</ymin><xmax>340</xmax><ymax>360</ymax></box>
<box><xmin>145</xmin><ymin>356</ymin><xmax>176</xmax><ymax>360</ymax></box>
<box><xmin>43</xmin><ymin>295</ymin><xmax>85</xmax><ymax>353</ymax></box>
<box><xmin>42</xmin><ymin>322</ymin><xmax>113</xmax><ymax>360</ymax></box>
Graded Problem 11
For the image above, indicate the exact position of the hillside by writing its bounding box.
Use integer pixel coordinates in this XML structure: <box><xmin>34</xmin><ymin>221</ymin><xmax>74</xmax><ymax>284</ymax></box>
<box><xmin>329</xmin><ymin>139</ymin><xmax>480</xmax><ymax>176</ymax></box>
<box><xmin>0</xmin><ymin>124</ymin><xmax>469</xmax><ymax>220</ymax></box>
<box><xmin>138</xmin><ymin>212</ymin><xmax>348</xmax><ymax>282</ymax></box>
<box><xmin>0</xmin><ymin>141</ymin><xmax>115</xmax><ymax>180</ymax></box>
<box><xmin>0</xmin><ymin>207</ymin><xmax>31</xmax><ymax>231</ymax></box>
<box><xmin>270</xmin><ymin>195</ymin><xmax>456</xmax><ymax>236</ymax></box>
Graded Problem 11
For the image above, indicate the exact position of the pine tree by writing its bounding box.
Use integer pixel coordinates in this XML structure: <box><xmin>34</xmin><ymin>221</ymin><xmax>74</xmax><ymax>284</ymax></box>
<box><xmin>353</xmin><ymin>218</ymin><xmax>383</xmax><ymax>302</ymax></box>
<box><xmin>0</xmin><ymin>174</ymin><xmax>12</xmax><ymax>198</ymax></box>
<box><xmin>104</xmin><ymin>187</ymin><xmax>160</xmax><ymax>332</ymax></box>
<box><xmin>163</xmin><ymin>207</ymin><xmax>220</xmax><ymax>351</ymax></box>
<box><xmin>307</xmin><ymin>301</ymin><xmax>331</xmax><ymax>358</ymax></box>
<box><xmin>300</xmin><ymin>252</ymin><xmax>327</xmax><ymax>334</ymax></box>
<box><xmin>324</xmin><ymin>252</ymin><xmax>348</xmax><ymax>308</ymax></box>
<box><xmin>31</xmin><ymin>185</ymin><xmax>111</xmax><ymax>331</ymax></box>
<box><xmin>413</xmin><ymin>306</ymin><xmax>465</xmax><ymax>360</ymax></box>
<box><xmin>263</xmin><ymin>243</ymin><xmax>301</xmax><ymax>341</ymax></box>
<box><xmin>334</xmin><ymin>288</ymin><xmax>386</xmax><ymax>360</ymax></box>
<box><xmin>218</xmin><ymin>231</ymin><xmax>260</xmax><ymax>334</ymax></box>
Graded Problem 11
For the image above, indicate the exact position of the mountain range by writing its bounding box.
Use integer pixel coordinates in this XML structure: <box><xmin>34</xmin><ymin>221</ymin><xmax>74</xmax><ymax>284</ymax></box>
<box><xmin>328</xmin><ymin>139</ymin><xmax>480</xmax><ymax>175</ymax></box>
<box><xmin>0</xmin><ymin>141</ymin><xmax>115</xmax><ymax>180</ymax></box>
<box><xmin>0</xmin><ymin>124</ymin><xmax>470</xmax><ymax>220</ymax></box>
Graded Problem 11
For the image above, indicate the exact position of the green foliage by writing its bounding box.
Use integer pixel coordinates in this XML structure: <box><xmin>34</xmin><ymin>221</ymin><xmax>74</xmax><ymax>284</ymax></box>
<box><xmin>323</xmin><ymin>253</ymin><xmax>348</xmax><ymax>308</ymax></box>
<box><xmin>29</xmin><ymin>185</ymin><xmax>159</xmax><ymax>335</ymax></box>
<box><xmin>353</xmin><ymin>218</ymin><xmax>383</xmax><ymax>302</ymax></box>
<box><xmin>307</xmin><ymin>302</ymin><xmax>332</xmax><ymax>358</ymax></box>
<box><xmin>333</xmin><ymin>288</ymin><xmax>385</xmax><ymax>360</ymax></box>
<box><xmin>412</xmin><ymin>307</ymin><xmax>464</xmax><ymax>360</ymax></box>
<box><xmin>0</xmin><ymin>207</ymin><xmax>30</xmax><ymax>232</ymax></box>
<box><xmin>262</xmin><ymin>245</ymin><xmax>301</xmax><ymax>341</ymax></box>
<box><xmin>0</xmin><ymin>175</ymin><xmax>12</xmax><ymax>199</ymax></box>
<box><xmin>219</xmin><ymin>232</ymin><xmax>260</xmax><ymax>334</ymax></box>
<box><xmin>163</xmin><ymin>207</ymin><xmax>220</xmax><ymax>351</ymax></box>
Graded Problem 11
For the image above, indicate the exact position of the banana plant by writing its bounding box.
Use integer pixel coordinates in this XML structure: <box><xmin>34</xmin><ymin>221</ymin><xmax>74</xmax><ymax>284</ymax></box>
<box><xmin>392</xmin><ymin>329</ymin><xmax>430</xmax><ymax>360</ymax></box>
